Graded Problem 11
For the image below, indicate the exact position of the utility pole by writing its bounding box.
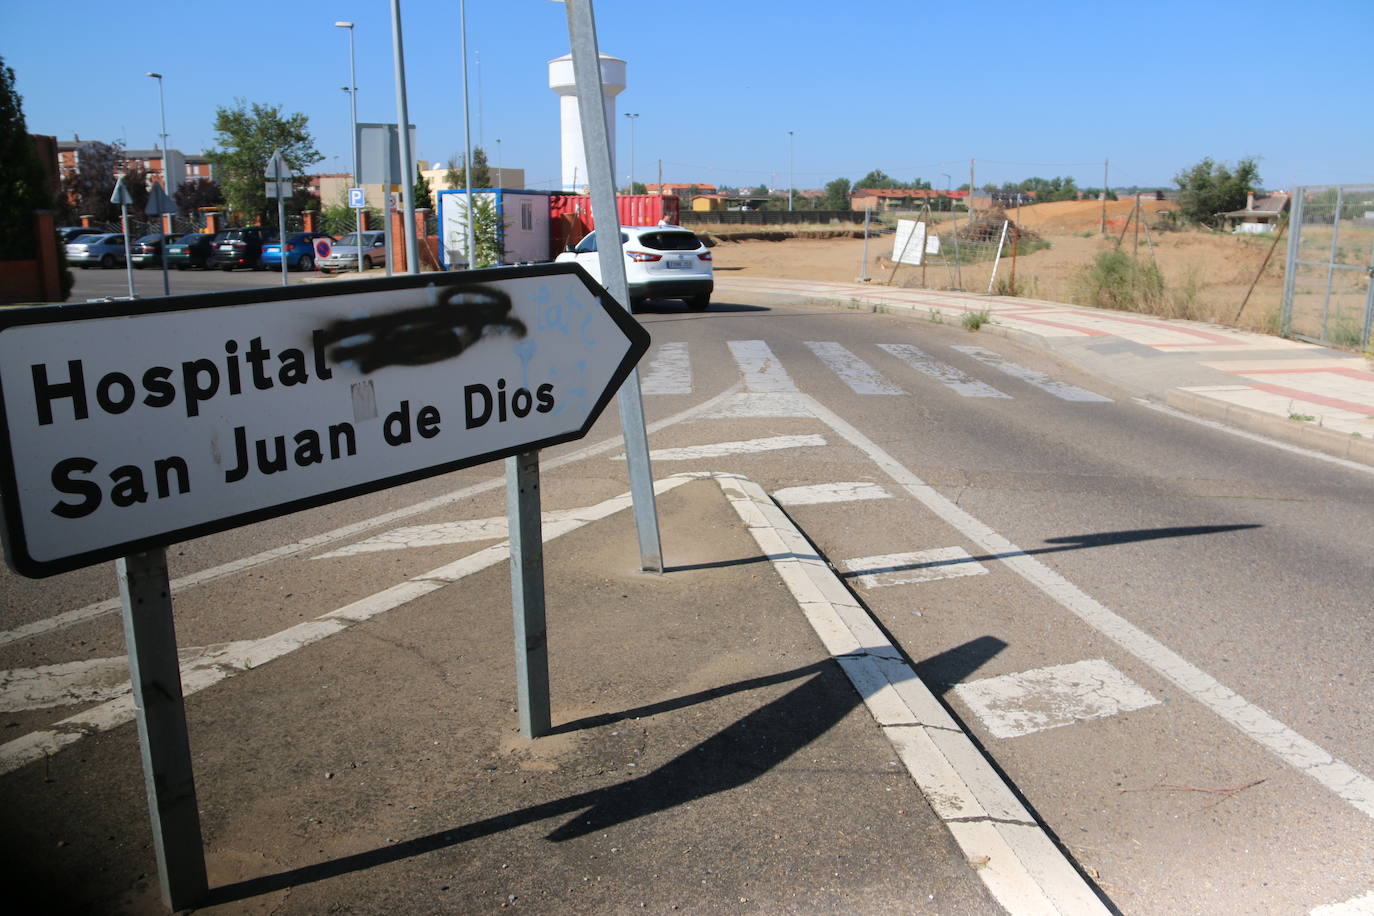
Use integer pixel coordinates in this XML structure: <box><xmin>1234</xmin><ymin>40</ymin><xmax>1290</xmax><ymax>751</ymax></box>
<box><xmin>969</xmin><ymin>158</ymin><xmax>976</xmax><ymax>219</ymax></box>
<box><xmin>1100</xmin><ymin>157</ymin><xmax>1109</xmax><ymax>235</ymax></box>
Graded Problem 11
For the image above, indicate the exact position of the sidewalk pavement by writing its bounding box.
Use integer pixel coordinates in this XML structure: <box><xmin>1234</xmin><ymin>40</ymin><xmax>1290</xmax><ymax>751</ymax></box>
<box><xmin>717</xmin><ymin>276</ymin><xmax>1374</xmax><ymax>467</ymax></box>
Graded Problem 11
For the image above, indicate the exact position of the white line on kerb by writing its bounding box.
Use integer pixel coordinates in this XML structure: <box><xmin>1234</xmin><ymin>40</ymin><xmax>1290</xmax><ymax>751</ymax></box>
<box><xmin>800</xmin><ymin>392</ymin><xmax>1374</xmax><ymax>822</ymax></box>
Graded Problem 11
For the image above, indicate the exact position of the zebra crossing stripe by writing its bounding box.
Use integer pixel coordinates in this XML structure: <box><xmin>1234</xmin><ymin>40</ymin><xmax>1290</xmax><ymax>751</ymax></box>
<box><xmin>615</xmin><ymin>434</ymin><xmax>828</xmax><ymax>462</ymax></box>
<box><xmin>804</xmin><ymin>342</ymin><xmax>903</xmax><ymax>394</ymax></box>
<box><xmin>640</xmin><ymin>341</ymin><xmax>693</xmax><ymax>395</ymax></box>
<box><xmin>842</xmin><ymin>547</ymin><xmax>988</xmax><ymax>588</ymax></box>
<box><xmin>728</xmin><ymin>340</ymin><xmax>798</xmax><ymax>391</ymax></box>
<box><xmin>877</xmin><ymin>343</ymin><xmax>1011</xmax><ymax>398</ymax></box>
<box><xmin>953</xmin><ymin>345</ymin><xmax>1111</xmax><ymax>402</ymax></box>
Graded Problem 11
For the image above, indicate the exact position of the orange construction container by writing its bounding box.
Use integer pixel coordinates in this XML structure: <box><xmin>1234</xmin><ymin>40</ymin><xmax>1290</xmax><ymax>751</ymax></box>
<box><xmin>548</xmin><ymin>194</ymin><xmax>680</xmax><ymax>253</ymax></box>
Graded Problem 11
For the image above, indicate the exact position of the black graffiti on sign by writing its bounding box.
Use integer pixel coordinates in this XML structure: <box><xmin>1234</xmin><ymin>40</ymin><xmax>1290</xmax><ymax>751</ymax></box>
<box><xmin>323</xmin><ymin>283</ymin><xmax>528</xmax><ymax>374</ymax></box>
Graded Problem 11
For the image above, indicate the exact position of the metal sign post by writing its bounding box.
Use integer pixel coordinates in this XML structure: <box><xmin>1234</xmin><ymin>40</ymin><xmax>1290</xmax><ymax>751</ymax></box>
<box><xmin>348</xmin><ymin>186</ymin><xmax>366</xmax><ymax>274</ymax></box>
<box><xmin>266</xmin><ymin>150</ymin><xmax>293</xmax><ymax>288</ymax></box>
<box><xmin>145</xmin><ymin>184</ymin><xmax>177</xmax><ymax>297</ymax></box>
<box><xmin>506</xmin><ymin>450</ymin><xmax>550</xmax><ymax>737</ymax></box>
<box><xmin>111</xmin><ymin>177</ymin><xmax>135</xmax><ymax>299</ymax></box>
<box><xmin>564</xmin><ymin>0</ymin><xmax>664</xmax><ymax>573</ymax></box>
<box><xmin>117</xmin><ymin>547</ymin><xmax>208</xmax><ymax>910</ymax></box>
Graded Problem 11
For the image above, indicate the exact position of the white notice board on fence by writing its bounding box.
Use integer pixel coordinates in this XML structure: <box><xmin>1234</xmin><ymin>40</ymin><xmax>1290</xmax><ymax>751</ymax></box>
<box><xmin>893</xmin><ymin>219</ymin><xmax>927</xmax><ymax>266</ymax></box>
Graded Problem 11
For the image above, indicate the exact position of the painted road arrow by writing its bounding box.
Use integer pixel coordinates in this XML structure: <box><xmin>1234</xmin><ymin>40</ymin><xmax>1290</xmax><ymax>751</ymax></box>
<box><xmin>0</xmin><ymin>263</ymin><xmax>648</xmax><ymax>577</ymax></box>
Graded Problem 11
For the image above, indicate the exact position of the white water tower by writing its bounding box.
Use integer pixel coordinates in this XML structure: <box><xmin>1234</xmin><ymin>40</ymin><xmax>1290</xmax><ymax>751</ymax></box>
<box><xmin>548</xmin><ymin>52</ymin><xmax>626</xmax><ymax>193</ymax></box>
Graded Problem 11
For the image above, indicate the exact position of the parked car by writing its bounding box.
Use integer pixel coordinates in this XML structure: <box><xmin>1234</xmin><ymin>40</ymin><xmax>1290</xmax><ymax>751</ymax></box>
<box><xmin>260</xmin><ymin>232</ymin><xmax>334</xmax><ymax>271</ymax></box>
<box><xmin>57</xmin><ymin>226</ymin><xmax>110</xmax><ymax>244</ymax></box>
<box><xmin>65</xmin><ymin>233</ymin><xmax>128</xmax><ymax>269</ymax></box>
<box><xmin>208</xmin><ymin>226</ymin><xmax>279</xmax><ymax>271</ymax></box>
<box><xmin>318</xmin><ymin>231</ymin><xmax>387</xmax><ymax>273</ymax></box>
<box><xmin>130</xmin><ymin>233</ymin><xmax>181</xmax><ymax>268</ymax></box>
<box><xmin>555</xmin><ymin>225</ymin><xmax>713</xmax><ymax>311</ymax></box>
<box><xmin>164</xmin><ymin>232</ymin><xmax>221</xmax><ymax>270</ymax></box>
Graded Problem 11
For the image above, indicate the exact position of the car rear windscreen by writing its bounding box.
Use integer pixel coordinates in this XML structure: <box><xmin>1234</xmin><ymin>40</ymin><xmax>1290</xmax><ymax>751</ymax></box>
<box><xmin>637</xmin><ymin>231</ymin><xmax>701</xmax><ymax>252</ymax></box>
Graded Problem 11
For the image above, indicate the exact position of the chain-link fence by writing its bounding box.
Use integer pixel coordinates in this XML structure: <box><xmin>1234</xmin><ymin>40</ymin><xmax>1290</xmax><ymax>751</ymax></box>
<box><xmin>884</xmin><ymin>210</ymin><xmax>1035</xmax><ymax>294</ymax></box>
<box><xmin>1282</xmin><ymin>184</ymin><xmax>1374</xmax><ymax>348</ymax></box>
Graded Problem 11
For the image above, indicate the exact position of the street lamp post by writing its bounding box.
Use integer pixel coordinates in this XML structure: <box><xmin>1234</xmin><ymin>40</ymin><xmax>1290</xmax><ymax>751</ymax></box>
<box><xmin>495</xmin><ymin>138</ymin><xmax>502</xmax><ymax>188</ymax></box>
<box><xmin>787</xmin><ymin>130</ymin><xmax>794</xmax><ymax>211</ymax></box>
<box><xmin>624</xmin><ymin>113</ymin><xmax>639</xmax><ymax>191</ymax></box>
<box><xmin>147</xmin><ymin>72</ymin><xmax>171</xmax><ymax>295</ymax></box>
<box><xmin>334</xmin><ymin>21</ymin><xmax>364</xmax><ymax>274</ymax></box>
<box><xmin>941</xmin><ymin>172</ymin><xmax>951</xmax><ymax>212</ymax></box>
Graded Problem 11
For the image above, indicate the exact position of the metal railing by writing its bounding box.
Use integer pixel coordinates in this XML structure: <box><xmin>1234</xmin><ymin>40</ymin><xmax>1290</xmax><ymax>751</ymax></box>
<box><xmin>1282</xmin><ymin>184</ymin><xmax>1374</xmax><ymax>348</ymax></box>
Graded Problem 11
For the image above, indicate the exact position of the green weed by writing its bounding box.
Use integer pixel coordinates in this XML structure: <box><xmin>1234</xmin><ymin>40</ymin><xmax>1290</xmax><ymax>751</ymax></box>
<box><xmin>962</xmin><ymin>309</ymin><xmax>992</xmax><ymax>331</ymax></box>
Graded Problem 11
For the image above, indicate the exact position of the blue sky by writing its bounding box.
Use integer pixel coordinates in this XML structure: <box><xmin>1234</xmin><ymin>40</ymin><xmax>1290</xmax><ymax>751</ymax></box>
<box><xmin>4</xmin><ymin>0</ymin><xmax>1370</xmax><ymax>193</ymax></box>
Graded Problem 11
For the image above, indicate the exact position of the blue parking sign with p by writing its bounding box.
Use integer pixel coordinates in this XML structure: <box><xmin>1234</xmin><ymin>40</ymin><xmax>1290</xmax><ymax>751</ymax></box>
<box><xmin>348</xmin><ymin>187</ymin><xmax>366</xmax><ymax>208</ymax></box>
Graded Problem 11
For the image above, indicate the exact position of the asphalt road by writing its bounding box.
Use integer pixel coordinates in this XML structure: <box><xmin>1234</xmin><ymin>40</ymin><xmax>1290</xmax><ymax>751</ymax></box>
<box><xmin>1</xmin><ymin>288</ymin><xmax>1371</xmax><ymax>913</ymax></box>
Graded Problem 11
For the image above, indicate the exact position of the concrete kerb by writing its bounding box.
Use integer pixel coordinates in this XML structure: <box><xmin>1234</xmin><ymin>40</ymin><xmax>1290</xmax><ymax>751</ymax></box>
<box><xmin>735</xmin><ymin>283</ymin><xmax>1374</xmax><ymax>470</ymax></box>
<box><xmin>715</xmin><ymin>472</ymin><xmax>1112</xmax><ymax>915</ymax></box>
<box><xmin>1167</xmin><ymin>388</ymin><xmax>1374</xmax><ymax>466</ymax></box>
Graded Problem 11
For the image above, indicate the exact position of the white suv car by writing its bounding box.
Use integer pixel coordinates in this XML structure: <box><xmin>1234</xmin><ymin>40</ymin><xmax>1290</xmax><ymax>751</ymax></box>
<box><xmin>556</xmin><ymin>225</ymin><xmax>713</xmax><ymax>312</ymax></box>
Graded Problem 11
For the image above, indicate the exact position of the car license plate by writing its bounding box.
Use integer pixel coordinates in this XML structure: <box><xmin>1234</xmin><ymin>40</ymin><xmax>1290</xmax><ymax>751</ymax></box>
<box><xmin>219</xmin><ymin>244</ymin><xmax>234</xmax><ymax>251</ymax></box>
<box><xmin>665</xmin><ymin>259</ymin><xmax>688</xmax><ymax>269</ymax></box>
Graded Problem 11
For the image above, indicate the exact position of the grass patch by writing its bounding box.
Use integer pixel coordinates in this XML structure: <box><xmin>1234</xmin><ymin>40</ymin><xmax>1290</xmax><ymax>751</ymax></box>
<box><xmin>1071</xmin><ymin>249</ymin><xmax>1165</xmax><ymax>313</ymax></box>
<box><xmin>962</xmin><ymin>309</ymin><xmax>992</xmax><ymax>331</ymax></box>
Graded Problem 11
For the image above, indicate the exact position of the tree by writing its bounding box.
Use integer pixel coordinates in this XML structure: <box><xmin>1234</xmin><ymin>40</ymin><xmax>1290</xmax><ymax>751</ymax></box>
<box><xmin>1174</xmin><ymin>156</ymin><xmax>1260</xmax><ymax>227</ymax></box>
<box><xmin>822</xmin><ymin>177</ymin><xmax>852</xmax><ymax>211</ymax></box>
<box><xmin>0</xmin><ymin>56</ymin><xmax>56</xmax><ymax>260</ymax></box>
<box><xmin>446</xmin><ymin>147</ymin><xmax>491</xmax><ymax>189</ymax></box>
<box><xmin>58</xmin><ymin>140</ymin><xmax>123</xmax><ymax>224</ymax></box>
<box><xmin>630</xmin><ymin>181</ymin><xmax>647</xmax><ymax>194</ymax></box>
<box><xmin>414</xmin><ymin>171</ymin><xmax>434</xmax><ymax>210</ymax></box>
<box><xmin>207</xmin><ymin>99</ymin><xmax>322</xmax><ymax>224</ymax></box>
<box><xmin>174</xmin><ymin>178</ymin><xmax>224</xmax><ymax>221</ymax></box>
<box><xmin>857</xmin><ymin>169</ymin><xmax>898</xmax><ymax>189</ymax></box>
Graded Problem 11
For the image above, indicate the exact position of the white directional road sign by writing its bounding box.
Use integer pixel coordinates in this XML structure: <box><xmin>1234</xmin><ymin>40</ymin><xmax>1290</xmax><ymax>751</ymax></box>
<box><xmin>0</xmin><ymin>264</ymin><xmax>648</xmax><ymax>577</ymax></box>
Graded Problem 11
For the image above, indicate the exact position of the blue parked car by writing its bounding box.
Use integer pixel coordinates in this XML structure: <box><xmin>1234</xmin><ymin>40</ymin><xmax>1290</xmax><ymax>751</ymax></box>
<box><xmin>260</xmin><ymin>232</ymin><xmax>333</xmax><ymax>271</ymax></box>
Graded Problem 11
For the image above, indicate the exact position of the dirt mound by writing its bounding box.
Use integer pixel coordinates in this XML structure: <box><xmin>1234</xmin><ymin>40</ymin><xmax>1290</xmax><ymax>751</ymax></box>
<box><xmin>956</xmin><ymin>209</ymin><xmax>1045</xmax><ymax>244</ymax></box>
<box><xmin>1005</xmin><ymin>198</ymin><xmax>1178</xmax><ymax>234</ymax></box>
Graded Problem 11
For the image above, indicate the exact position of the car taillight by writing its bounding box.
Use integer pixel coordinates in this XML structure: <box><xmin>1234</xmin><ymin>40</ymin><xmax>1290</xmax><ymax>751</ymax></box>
<box><xmin>697</xmin><ymin>251</ymin><xmax>712</xmax><ymax>261</ymax></box>
<box><xmin>285</xmin><ymin>244</ymin><xmax>295</xmax><ymax>251</ymax></box>
<box><xmin>232</xmin><ymin>241</ymin><xmax>245</xmax><ymax>249</ymax></box>
<box><xmin>627</xmin><ymin>250</ymin><xmax>660</xmax><ymax>262</ymax></box>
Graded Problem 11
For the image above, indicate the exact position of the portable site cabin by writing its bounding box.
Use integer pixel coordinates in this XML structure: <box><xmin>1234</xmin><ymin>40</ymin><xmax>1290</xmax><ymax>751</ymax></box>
<box><xmin>437</xmin><ymin>189</ymin><xmax>553</xmax><ymax>269</ymax></box>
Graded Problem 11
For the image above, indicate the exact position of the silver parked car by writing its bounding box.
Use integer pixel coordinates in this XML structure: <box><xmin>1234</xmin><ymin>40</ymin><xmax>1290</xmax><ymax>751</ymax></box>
<box><xmin>65</xmin><ymin>233</ymin><xmax>128</xmax><ymax>269</ymax></box>
<box><xmin>318</xmin><ymin>231</ymin><xmax>387</xmax><ymax>273</ymax></box>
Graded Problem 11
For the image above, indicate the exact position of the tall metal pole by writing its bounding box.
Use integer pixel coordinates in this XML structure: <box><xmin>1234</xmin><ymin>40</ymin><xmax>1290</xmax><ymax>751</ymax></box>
<box><xmin>336</xmin><ymin>21</ymin><xmax>363</xmax><ymax>274</ymax></box>
<box><xmin>148</xmin><ymin>72</ymin><xmax>171</xmax><ymax>296</ymax></box>
<box><xmin>389</xmin><ymin>0</ymin><xmax>420</xmax><ymax>274</ymax></box>
<box><xmin>459</xmin><ymin>0</ymin><xmax>476</xmax><ymax>267</ymax></box>
<box><xmin>624</xmin><ymin>112</ymin><xmax>639</xmax><ymax>190</ymax></box>
<box><xmin>1100</xmin><ymin>156</ymin><xmax>1109</xmax><ymax>236</ymax></box>
<box><xmin>787</xmin><ymin>130</ymin><xmax>794</xmax><ymax>211</ymax></box>
<box><xmin>495</xmin><ymin>138</ymin><xmax>502</xmax><ymax>188</ymax></box>
<box><xmin>564</xmin><ymin>0</ymin><xmax>663</xmax><ymax>573</ymax></box>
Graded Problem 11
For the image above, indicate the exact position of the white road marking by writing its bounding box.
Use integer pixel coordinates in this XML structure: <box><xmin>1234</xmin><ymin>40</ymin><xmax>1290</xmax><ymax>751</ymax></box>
<box><xmin>799</xmin><ymin>392</ymin><xmax>1374</xmax><ymax>821</ymax></box>
<box><xmin>0</xmin><ymin>475</ymin><xmax>706</xmax><ymax>776</ymax></box>
<box><xmin>0</xmin><ymin>383</ymin><xmax>746</xmax><ymax>649</ymax></box>
<box><xmin>1312</xmin><ymin>891</ymin><xmax>1374</xmax><ymax>915</ymax></box>
<box><xmin>0</xmin><ymin>642</ymin><xmax>256</xmax><ymax>712</ymax></box>
<box><xmin>877</xmin><ymin>343</ymin><xmax>1010</xmax><ymax>398</ymax></box>
<box><xmin>696</xmin><ymin>392</ymin><xmax>813</xmax><ymax>418</ymax></box>
<box><xmin>616</xmin><ymin>434</ymin><xmax>827</xmax><ymax>462</ymax></box>
<box><xmin>804</xmin><ymin>341</ymin><xmax>903</xmax><ymax>394</ymax></box>
<box><xmin>640</xmin><ymin>341</ymin><xmax>693</xmax><ymax>395</ymax></box>
<box><xmin>952</xmin><ymin>345</ymin><xmax>1112</xmax><ymax>402</ymax></box>
<box><xmin>773</xmin><ymin>482</ymin><xmax>892</xmax><ymax>506</ymax></box>
<box><xmin>314</xmin><ymin>509</ymin><xmax>588</xmax><ymax>558</ymax></box>
<box><xmin>728</xmin><ymin>339</ymin><xmax>798</xmax><ymax>391</ymax></box>
<box><xmin>715</xmin><ymin>473</ymin><xmax>1107</xmax><ymax>915</ymax></box>
<box><xmin>954</xmin><ymin>659</ymin><xmax>1161</xmax><ymax>739</ymax></box>
<box><xmin>842</xmin><ymin>547</ymin><xmax>988</xmax><ymax>588</ymax></box>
